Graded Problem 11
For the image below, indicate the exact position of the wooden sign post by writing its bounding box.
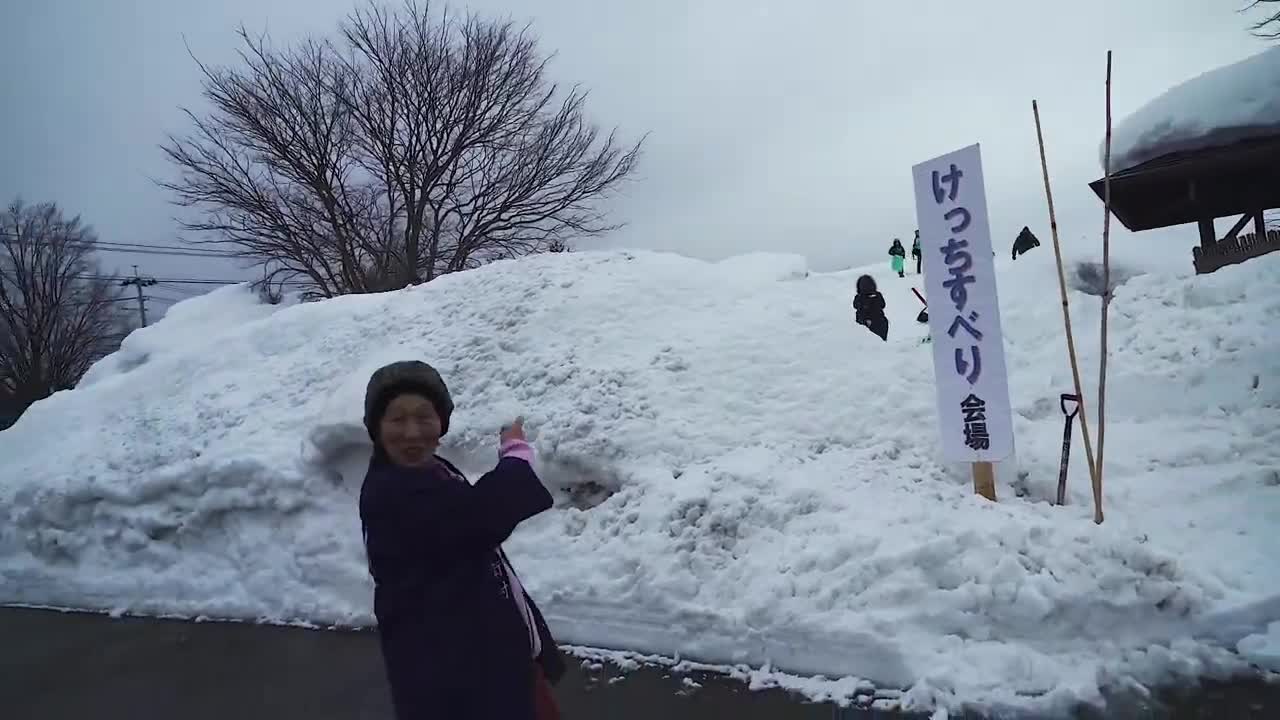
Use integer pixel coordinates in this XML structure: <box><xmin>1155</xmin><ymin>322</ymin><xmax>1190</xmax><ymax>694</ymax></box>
<box><xmin>972</xmin><ymin>461</ymin><xmax>997</xmax><ymax>501</ymax></box>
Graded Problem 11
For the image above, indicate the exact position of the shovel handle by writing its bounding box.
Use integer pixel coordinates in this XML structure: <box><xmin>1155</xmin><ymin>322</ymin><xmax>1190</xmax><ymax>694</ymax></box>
<box><xmin>1060</xmin><ymin>393</ymin><xmax>1081</xmax><ymax>418</ymax></box>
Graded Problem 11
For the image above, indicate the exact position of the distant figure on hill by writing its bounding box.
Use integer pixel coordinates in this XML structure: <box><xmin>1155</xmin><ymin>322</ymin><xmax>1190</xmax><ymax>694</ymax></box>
<box><xmin>852</xmin><ymin>274</ymin><xmax>889</xmax><ymax>342</ymax></box>
<box><xmin>911</xmin><ymin>230</ymin><xmax>922</xmax><ymax>275</ymax></box>
<box><xmin>1012</xmin><ymin>226</ymin><xmax>1041</xmax><ymax>260</ymax></box>
<box><xmin>888</xmin><ymin>239</ymin><xmax>907</xmax><ymax>278</ymax></box>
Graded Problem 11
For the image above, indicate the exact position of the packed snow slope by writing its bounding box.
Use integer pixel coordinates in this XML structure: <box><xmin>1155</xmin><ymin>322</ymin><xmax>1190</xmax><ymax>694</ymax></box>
<box><xmin>3</xmin><ymin>246</ymin><xmax>1279</xmax><ymax>714</ymax></box>
<box><xmin>1108</xmin><ymin>45</ymin><xmax>1280</xmax><ymax>171</ymax></box>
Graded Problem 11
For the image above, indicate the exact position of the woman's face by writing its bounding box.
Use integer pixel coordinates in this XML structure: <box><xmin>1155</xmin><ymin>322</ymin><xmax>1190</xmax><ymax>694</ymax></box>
<box><xmin>379</xmin><ymin>394</ymin><xmax>441</xmax><ymax>467</ymax></box>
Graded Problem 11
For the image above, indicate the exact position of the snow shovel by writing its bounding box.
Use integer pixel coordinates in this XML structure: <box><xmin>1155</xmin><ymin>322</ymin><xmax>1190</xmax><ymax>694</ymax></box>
<box><xmin>910</xmin><ymin>287</ymin><xmax>929</xmax><ymax>324</ymax></box>
<box><xmin>1056</xmin><ymin>393</ymin><xmax>1081</xmax><ymax>506</ymax></box>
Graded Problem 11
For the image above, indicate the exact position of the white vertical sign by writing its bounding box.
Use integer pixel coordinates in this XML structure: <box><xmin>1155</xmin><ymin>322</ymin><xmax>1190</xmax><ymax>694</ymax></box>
<box><xmin>911</xmin><ymin>144</ymin><xmax>1014</xmax><ymax>462</ymax></box>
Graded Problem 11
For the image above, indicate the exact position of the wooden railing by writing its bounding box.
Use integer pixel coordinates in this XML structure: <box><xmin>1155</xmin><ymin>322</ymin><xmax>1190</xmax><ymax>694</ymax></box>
<box><xmin>1193</xmin><ymin>229</ymin><xmax>1280</xmax><ymax>274</ymax></box>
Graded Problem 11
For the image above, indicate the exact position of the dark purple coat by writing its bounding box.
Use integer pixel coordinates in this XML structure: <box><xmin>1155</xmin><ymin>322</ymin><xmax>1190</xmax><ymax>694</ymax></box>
<box><xmin>359</xmin><ymin>453</ymin><xmax>564</xmax><ymax>720</ymax></box>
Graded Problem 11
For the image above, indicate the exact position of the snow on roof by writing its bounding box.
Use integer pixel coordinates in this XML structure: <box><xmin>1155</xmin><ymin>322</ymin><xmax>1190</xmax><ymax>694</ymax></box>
<box><xmin>1107</xmin><ymin>46</ymin><xmax>1280</xmax><ymax>172</ymax></box>
<box><xmin>3</xmin><ymin>248</ymin><xmax>1280</xmax><ymax>715</ymax></box>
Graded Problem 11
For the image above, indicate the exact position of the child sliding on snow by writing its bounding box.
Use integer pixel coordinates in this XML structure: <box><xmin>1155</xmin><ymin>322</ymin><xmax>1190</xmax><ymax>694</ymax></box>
<box><xmin>888</xmin><ymin>239</ymin><xmax>907</xmax><ymax>278</ymax></box>
<box><xmin>852</xmin><ymin>274</ymin><xmax>889</xmax><ymax>342</ymax></box>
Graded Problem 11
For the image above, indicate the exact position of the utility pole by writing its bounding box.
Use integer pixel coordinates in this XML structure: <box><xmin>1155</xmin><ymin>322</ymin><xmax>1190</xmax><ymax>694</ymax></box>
<box><xmin>120</xmin><ymin>265</ymin><xmax>157</xmax><ymax>327</ymax></box>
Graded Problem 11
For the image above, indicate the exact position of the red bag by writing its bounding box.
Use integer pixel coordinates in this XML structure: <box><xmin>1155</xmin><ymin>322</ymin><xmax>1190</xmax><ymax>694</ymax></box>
<box><xmin>533</xmin><ymin>662</ymin><xmax>561</xmax><ymax>720</ymax></box>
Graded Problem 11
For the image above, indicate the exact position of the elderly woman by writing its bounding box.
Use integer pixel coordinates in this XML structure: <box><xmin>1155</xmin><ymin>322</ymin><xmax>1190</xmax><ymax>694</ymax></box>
<box><xmin>359</xmin><ymin>360</ymin><xmax>564</xmax><ymax>720</ymax></box>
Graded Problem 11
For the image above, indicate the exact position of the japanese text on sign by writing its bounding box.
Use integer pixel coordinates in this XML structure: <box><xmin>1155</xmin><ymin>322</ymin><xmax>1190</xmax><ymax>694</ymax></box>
<box><xmin>911</xmin><ymin>144</ymin><xmax>1014</xmax><ymax>462</ymax></box>
<box><xmin>960</xmin><ymin>393</ymin><xmax>989</xmax><ymax>451</ymax></box>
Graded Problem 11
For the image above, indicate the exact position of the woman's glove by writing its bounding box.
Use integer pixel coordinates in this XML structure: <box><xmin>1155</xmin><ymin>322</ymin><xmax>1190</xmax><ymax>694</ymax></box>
<box><xmin>499</xmin><ymin>417</ymin><xmax>534</xmax><ymax>464</ymax></box>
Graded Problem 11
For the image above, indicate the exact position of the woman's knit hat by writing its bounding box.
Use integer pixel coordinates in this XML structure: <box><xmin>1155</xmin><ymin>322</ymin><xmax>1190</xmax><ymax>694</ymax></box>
<box><xmin>363</xmin><ymin>360</ymin><xmax>454</xmax><ymax>441</ymax></box>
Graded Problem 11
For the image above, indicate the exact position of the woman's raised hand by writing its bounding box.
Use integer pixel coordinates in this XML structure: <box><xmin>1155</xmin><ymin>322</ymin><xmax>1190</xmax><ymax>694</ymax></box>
<box><xmin>500</xmin><ymin>416</ymin><xmax>526</xmax><ymax>445</ymax></box>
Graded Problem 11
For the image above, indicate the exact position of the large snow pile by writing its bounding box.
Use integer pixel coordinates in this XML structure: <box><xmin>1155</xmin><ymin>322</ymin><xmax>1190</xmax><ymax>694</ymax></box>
<box><xmin>2</xmin><ymin>247</ymin><xmax>1279</xmax><ymax>716</ymax></box>
<box><xmin>1239</xmin><ymin>621</ymin><xmax>1280</xmax><ymax>673</ymax></box>
<box><xmin>1108</xmin><ymin>46</ymin><xmax>1280</xmax><ymax>171</ymax></box>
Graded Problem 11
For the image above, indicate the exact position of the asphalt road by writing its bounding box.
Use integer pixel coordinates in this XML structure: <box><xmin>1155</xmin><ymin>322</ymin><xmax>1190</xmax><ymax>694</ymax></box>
<box><xmin>0</xmin><ymin>607</ymin><xmax>904</xmax><ymax>720</ymax></box>
<box><xmin>1</xmin><ymin>606</ymin><xmax>1277</xmax><ymax>719</ymax></box>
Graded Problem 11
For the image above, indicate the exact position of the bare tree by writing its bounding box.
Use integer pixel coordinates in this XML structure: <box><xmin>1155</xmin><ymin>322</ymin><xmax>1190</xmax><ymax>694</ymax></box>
<box><xmin>162</xmin><ymin>0</ymin><xmax>642</xmax><ymax>298</ymax></box>
<box><xmin>1247</xmin><ymin>0</ymin><xmax>1280</xmax><ymax>37</ymax></box>
<box><xmin>0</xmin><ymin>200</ymin><xmax>123</xmax><ymax>430</ymax></box>
<box><xmin>161</xmin><ymin>32</ymin><xmax>384</xmax><ymax>299</ymax></box>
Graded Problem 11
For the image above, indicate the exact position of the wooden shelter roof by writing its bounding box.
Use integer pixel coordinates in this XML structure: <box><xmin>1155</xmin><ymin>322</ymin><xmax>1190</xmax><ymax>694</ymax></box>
<box><xmin>1089</xmin><ymin>133</ymin><xmax>1280</xmax><ymax>231</ymax></box>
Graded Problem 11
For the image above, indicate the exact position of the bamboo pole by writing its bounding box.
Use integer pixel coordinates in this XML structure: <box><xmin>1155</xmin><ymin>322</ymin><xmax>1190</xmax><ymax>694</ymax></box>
<box><xmin>1032</xmin><ymin>100</ymin><xmax>1102</xmax><ymax>524</ymax></box>
<box><xmin>1096</xmin><ymin>51</ymin><xmax>1114</xmax><ymax>527</ymax></box>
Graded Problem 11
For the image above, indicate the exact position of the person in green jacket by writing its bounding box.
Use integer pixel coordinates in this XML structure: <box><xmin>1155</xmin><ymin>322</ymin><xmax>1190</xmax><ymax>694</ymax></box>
<box><xmin>888</xmin><ymin>239</ymin><xmax>906</xmax><ymax>278</ymax></box>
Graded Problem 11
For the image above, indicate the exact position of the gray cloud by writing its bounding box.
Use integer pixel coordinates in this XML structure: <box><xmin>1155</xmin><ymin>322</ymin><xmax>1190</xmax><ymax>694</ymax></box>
<box><xmin>2</xmin><ymin>0</ymin><xmax>1271</xmax><ymax>290</ymax></box>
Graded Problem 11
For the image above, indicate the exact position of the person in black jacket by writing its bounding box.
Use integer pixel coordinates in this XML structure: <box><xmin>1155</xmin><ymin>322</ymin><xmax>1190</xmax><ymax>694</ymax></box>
<box><xmin>359</xmin><ymin>360</ymin><xmax>565</xmax><ymax>720</ymax></box>
<box><xmin>1012</xmin><ymin>226</ymin><xmax>1041</xmax><ymax>260</ymax></box>
<box><xmin>852</xmin><ymin>274</ymin><xmax>889</xmax><ymax>341</ymax></box>
<box><xmin>911</xmin><ymin>230</ymin><xmax>922</xmax><ymax>275</ymax></box>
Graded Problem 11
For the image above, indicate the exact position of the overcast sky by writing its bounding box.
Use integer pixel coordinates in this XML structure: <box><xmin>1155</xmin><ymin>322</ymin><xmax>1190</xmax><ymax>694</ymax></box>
<box><xmin>2</xmin><ymin>0</ymin><xmax>1274</xmax><ymax>307</ymax></box>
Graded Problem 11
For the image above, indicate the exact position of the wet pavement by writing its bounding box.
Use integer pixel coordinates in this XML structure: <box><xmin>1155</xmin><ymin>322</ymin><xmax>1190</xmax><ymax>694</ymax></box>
<box><xmin>1</xmin><ymin>606</ymin><xmax>1277</xmax><ymax>719</ymax></box>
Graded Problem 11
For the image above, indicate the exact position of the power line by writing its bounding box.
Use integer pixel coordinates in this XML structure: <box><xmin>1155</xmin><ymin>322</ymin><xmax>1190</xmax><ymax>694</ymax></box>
<box><xmin>3</xmin><ymin>235</ymin><xmax>315</xmax><ymax>287</ymax></box>
<box><xmin>129</xmin><ymin>277</ymin><xmax>242</xmax><ymax>285</ymax></box>
<box><xmin>71</xmin><ymin>273</ymin><xmax>310</xmax><ymax>286</ymax></box>
<box><xmin>89</xmin><ymin>240</ymin><xmax>242</xmax><ymax>258</ymax></box>
<box><xmin>0</xmin><ymin>232</ymin><xmax>244</xmax><ymax>259</ymax></box>
<box><xmin>156</xmin><ymin>283</ymin><xmax>207</xmax><ymax>296</ymax></box>
<box><xmin>92</xmin><ymin>245</ymin><xmax>240</xmax><ymax>260</ymax></box>
<box><xmin>64</xmin><ymin>297</ymin><xmax>143</xmax><ymax>307</ymax></box>
<box><xmin>84</xmin><ymin>242</ymin><xmax>238</xmax><ymax>259</ymax></box>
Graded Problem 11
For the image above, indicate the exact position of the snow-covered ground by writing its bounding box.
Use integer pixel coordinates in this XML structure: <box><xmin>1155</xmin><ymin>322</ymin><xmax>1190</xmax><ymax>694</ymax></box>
<box><xmin>1108</xmin><ymin>45</ymin><xmax>1280</xmax><ymax>171</ymax></box>
<box><xmin>2</xmin><ymin>242</ymin><xmax>1278</xmax><ymax>716</ymax></box>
